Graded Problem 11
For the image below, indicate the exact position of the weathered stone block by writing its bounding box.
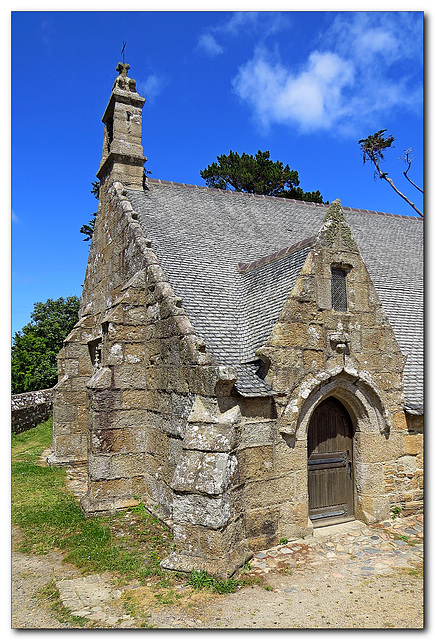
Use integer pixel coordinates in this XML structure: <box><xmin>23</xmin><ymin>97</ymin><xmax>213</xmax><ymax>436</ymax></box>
<box><xmin>124</xmin><ymin>306</ymin><xmax>147</xmax><ymax>325</ymax></box>
<box><xmin>278</xmin><ymin>500</ymin><xmax>310</xmax><ymax>531</ymax></box>
<box><xmin>145</xmin><ymin>390</ymin><xmax>171</xmax><ymax>414</ymax></box>
<box><xmin>91</xmin><ymin>428</ymin><xmax>133</xmax><ymax>454</ymax></box>
<box><xmin>316</xmin><ymin>276</ymin><xmax>331</xmax><ymax>309</ymax></box>
<box><xmin>361</xmin><ymin>328</ymin><xmax>384</xmax><ymax>352</ymax></box>
<box><xmin>173</xmin><ymin>493</ymin><xmax>230</xmax><ymax>529</ymax></box>
<box><xmin>267</xmin><ymin>365</ymin><xmax>303</xmax><ymax>393</ymax></box>
<box><xmin>177</xmin><ymin>516</ymin><xmax>245</xmax><ymax>560</ymax></box>
<box><xmin>124</xmin><ymin>342</ymin><xmax>146</xmax><ymax>364</ymax></box>
<box><xmin>371</xmin><ymin>371</ymin><xmax>402</xmax><ymax>393</ymax></box>
<box><xmin>53</xmin><ymin>404</ymin><xmax>77</xmax><ymax>424</ymax></box>
<box><xmin>245</xmin><ymin>507</ymin><xmax>279</xmax><ymax>538</ymax></box>
<box><xmin>88</xmin><ymin>453</ymin><xmax>112</xmax><ymax>480</ymax></box>
<box><xmin>403</xmin><ymin>434</ymin><xmax>423</xmax><ymax>456</ymax></box>
<box><xmin>303</xmin><ymin>349</ymin><xmax>324</xmax><ymax>371</ymax></box>
<box><xmin>243</xmin><ymin>476</ymin><xmax>296</xmax><ymax>510</ymax></box>
<box><xmin>259</xmin><ymin>346</ymin><xmax>303</xmax><ymax>370</ymax></box>
<box><xmin>167</xmin><ymin>366</ymin><xmax>190</xmax><ymax>393</ymax></box>
<box><xmin>146</xmin><ymin>365</ymin><xmax>169</xmax><ymax>391</ymax></box>
<box><xmin>146</xmin><ymin>428</ymin><xmax>169</xmax><ymax>458</ymax></box>
<box><xmin>171</xmin><ymin>451</ymin><xmax>236</xmax><ymax>495</ymax></box>
<box><xmin>131</xmin><ymin>427</ymin><xmax>147</xmax><ymax>453</ymax></box>
<box><xmin>354</xmin><ymin>432</ymin><xmax>403</xmax><ymax>463</ymax></box>
<box><xmin>121</xmin><ymin>389</ymin><xmax>148</xmax><ymax>409</ymax></box>
<box><xmin>237</xmin><ymin>445</ymin><xmax>274</xmax><ymax>483</ymax></box>
<box><xmin>357</xmin><ymin>494</ymin><xmax>390</xmax><ymax>523</ymax></box>
<box><xmin>279</xmin><ymin>299</ymin><xmax>320</xmax><ymax>323</ymax></box>
<box><xmin>159</xmin><ymin>337</ymin><xmax>181</xmax><ymax>365</ymax></box>
<box><xmin>270</xmin><ymin>322</ymin><xmax>308</xmax><ymax>348</ymax></box>
<box><xmin>142</xmin><ymin>474</ymin><xmax>173</xmax><ymax>519</ymax></box>
<box><xmin>274</xmin><ymin>439</ymin><xmax>306</xmax><ymax>475</ymax></box>
<box><xmin>78</xmin><ymin>357</ymin><xmax>94</xmax><ymax>376</ymax></box>
<box><xmin>393</xmin><ymin>411</ymin><xmax>408</xmax><ymax>431</ymax></box>
<box><xmin>106</xmin><ymin>342</ymin><xmax>124</xmax><ymax>365</ymax></box>
<box><xmin>355</xmin><ymin>462</ymin><xmax>384</xmax><ymax>494</ymax></box>
<box><xmin>111</xmin><ymin>364</ymin><xmax>147</xmax><ymax>389</ymax></box>
<box><xmin>110</xmin><ymin>452</ymin><xmax>146</xmax><ymax>478</ymax></box>
<box><xmin>183</xmin><ymin>421</ymin><xmax>235</xmax><ymax>452</ymax></box>
<box><xmin>168</xmin><ymin>436</ymin><xmax>183</xmax><ymax>466</ymax></box>
<box><xmin>88</xmin><ymin>477</ymin><xmax>132</xmax><ymax>501</ymax></box>
<box><xmin>348</xmin><ymin>281</ymin><xmax>369</xmax><ymax>312</ymax></box>
<box><xmin>237</xmin><ymin>418</ymin><xmax>274</xmax><ymax>448</ymax></box>
<box><xmin>158</xmin><ymin>415</ymin><xmax>182</xmax><ymax>439</ymax></box>
<box><xmin>107</xmin><ymin>408</ymin><xmax>148</xmax><ymax>429</ymax></box>
<box><xmin>70</xmin><ymin>376</ymin><xmax>92</xmax><ymax>392</ymax></box>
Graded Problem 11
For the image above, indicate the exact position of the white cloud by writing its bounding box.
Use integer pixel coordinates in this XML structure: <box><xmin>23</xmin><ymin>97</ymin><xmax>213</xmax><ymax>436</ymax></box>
<box><xmin>198</xmin><ymin>33</ymin><xmax>224</xmax><ymax>57</ymax></box>
<box><xmin>233</xmin><ymin>49</ymin><xmax>354</xmax><ymax>132</ymax></box>
<box><xmin>137</xmin><ymin>74</ymin><xmax>166</xmax><ymax>103</ymax></box>
<box><xmin>232</xmin><ymin>12</ymin><xmax>423</xmax><ymax>136</ymax></box>
<box><xmin>223</xmin><ymin>12</ymin><xmax>261</xmax><ymax>35</ymax></box>
<box><xmin>12</xmin><ymin>210</ymin><xmax>19</xmax><ymax>223</ymax></box>
<box><xmin>325</xmin><ymin>11</ymin><xmax>422</xmax><ymax>66</ymax></box>
<box><xmin>197</xmin><ymin>11</ymin><xmax>288</xmax><ymax>57</ymax></box>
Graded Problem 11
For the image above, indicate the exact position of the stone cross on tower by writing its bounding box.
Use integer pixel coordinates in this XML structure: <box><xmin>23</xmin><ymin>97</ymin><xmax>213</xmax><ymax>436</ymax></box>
<box><xmin>97</xmin><ymin>61</ymin><xmax>146</xmax><ymax>190</ymax></box>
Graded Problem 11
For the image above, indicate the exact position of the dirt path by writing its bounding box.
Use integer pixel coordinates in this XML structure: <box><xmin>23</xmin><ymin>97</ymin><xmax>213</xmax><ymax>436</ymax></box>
<box><xmin>11</xmin><ymin>516</ymin><xmax>424</xmax><ymax>629</ymax></box>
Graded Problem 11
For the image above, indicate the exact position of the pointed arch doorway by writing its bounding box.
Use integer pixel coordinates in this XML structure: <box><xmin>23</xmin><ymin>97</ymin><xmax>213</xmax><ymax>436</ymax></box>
<box><xmin>308</xmin><ymin>397</ymin><xmax>355</xmax><ymax>526</ymax></box>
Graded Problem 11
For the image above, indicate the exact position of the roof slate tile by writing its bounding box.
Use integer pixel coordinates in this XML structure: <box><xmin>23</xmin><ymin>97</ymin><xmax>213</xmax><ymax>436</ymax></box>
<box><xmin>127</xmin><ymin>181</ymin><xmax>423</xmax><ymax>407</ymax></box>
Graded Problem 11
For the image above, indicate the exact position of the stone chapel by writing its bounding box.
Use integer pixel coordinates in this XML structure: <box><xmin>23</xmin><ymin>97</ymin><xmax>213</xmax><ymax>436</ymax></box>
<box><xmin>49</xmin><ymin>62</ymin><xmax>423</xmax><ymax>577</ymax></box>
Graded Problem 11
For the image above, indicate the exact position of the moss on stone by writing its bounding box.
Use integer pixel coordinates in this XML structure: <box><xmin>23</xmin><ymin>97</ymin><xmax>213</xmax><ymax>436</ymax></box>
<box><xmin>320</xmin><ymin>199</ymin><xmax>357</xmax><ymax>251</ymax></box>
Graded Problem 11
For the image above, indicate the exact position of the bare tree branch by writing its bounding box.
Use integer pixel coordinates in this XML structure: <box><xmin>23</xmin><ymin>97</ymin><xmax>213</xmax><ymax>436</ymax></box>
<box><xmin>358</xmin><ymin>131</ymin><xmax>423</xmax><ymax>218</ymax></box>
<box><xmin>401</xmin><ymin>148</ymin><xmax>424</xmax><ymax>194</ymax></box>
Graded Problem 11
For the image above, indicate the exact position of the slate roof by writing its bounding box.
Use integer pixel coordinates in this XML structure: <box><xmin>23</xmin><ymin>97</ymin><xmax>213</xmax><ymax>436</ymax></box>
<box><xmin>126</xmin><ymin>179</ymin><xmax>423</xmax><ymax>411</ymax></box>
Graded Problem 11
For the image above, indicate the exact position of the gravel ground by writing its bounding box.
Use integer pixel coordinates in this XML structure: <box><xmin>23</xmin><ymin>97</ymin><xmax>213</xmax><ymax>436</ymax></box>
<box><xmin>12</xmin><ymin>539</ymin><xmax>80</xmax><ymax>629</ymax></box>
<box><xmin>11</xmin><ymin>515</ymin><xmax>424</xmax><ymax>630</ymax></box>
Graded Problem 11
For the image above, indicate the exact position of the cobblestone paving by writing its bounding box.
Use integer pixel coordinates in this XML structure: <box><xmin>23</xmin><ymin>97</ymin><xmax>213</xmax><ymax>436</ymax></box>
<box><xmin>248</xmin><ymin>515</ymin><xmax>423</xmax><ymax>581</ymax></box>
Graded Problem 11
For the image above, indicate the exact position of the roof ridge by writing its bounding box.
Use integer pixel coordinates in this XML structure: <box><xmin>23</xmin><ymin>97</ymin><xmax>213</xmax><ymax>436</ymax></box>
<box><xmin>144</xmin><ymin>178</ymin><xmax>422</xmax><ymax>221</ymax></box>
<box><xmin>237</xmin><ymin>236</ymin><xmax>315</xmax><ymax>274</ymax></box>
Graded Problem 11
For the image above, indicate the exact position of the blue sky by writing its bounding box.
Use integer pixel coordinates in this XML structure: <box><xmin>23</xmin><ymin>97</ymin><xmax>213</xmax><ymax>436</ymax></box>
<box><xmin>10</xmin><ymin>9</ymin><xmax>424</xmax><ymax>338</ymax></box>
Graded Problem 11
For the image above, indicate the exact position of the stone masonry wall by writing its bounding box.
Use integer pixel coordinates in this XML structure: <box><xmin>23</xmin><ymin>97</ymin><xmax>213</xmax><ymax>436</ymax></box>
<box><xmin>51</xmin><ymin>176</ymin><xmax>153</xmax><ymax>466</ymax></box>
<box><xmin>11</xmin><ymin>388</ymin><xmax>53</xmax><ymax>434</ymax></box>
<box><xmin>70</xmin><ymin>181</ymin><xmax>250</xmax><ymax>577</ymax></box>
<box><xmin>252</xmin><ymin>202</ymin><xmax>422</xmax><ymax>534</ymax></box>
<box><xmin>383</xmin><ymin>412</ymin><xmax>423</xmax><ymax>516</ymax></box>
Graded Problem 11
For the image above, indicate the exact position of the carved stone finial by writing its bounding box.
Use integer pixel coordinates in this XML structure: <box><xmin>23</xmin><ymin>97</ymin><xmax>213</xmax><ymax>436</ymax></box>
<box><xmin>112</xmin><ymin>62</ymin><xmax>137</xmax><ymax>93</ymax></box>
<box><xmin>116</xmin><ymin>62</ymin><xmax>130</xmax><ymax>76</ymax></box>
<box><xmin>317</xmin><ymin>198</ymin><xmax>357</xmax><ymax>251</ymax></box>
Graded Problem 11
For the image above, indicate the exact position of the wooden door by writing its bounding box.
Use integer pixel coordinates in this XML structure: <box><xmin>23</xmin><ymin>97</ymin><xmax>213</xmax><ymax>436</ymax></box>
<box><xmin>308</xmin><ymin>397</ymin><xmax>354</xmax><ymax>525</ymax></box>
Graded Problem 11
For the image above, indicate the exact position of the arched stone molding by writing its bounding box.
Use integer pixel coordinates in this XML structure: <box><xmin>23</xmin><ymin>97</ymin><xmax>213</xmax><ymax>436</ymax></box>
<box><xmin>278</xmin><ymin>363</ymin><xmax>390</xmax><ymax>440</ymax></box>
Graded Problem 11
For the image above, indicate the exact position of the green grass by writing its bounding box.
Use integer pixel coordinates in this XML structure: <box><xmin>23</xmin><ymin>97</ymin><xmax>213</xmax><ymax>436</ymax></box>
<box><xmin>187</xmin><ymin>569</ymin><xmax>240</xmax><ymax>594</ymax></box>
<box><xmin>11</xmin><ymin>418</ymin><xmax>174</xmax><ymax>581</ymax></box>
<box><xmin>11</xmin><ymin>416</ymin><xmax>54</xmax><ymax>462</ymax></box>
<box><xmin>12</xmin><ymin>418</ymin><xmax>263</xmax><ymax>608</ymax></box>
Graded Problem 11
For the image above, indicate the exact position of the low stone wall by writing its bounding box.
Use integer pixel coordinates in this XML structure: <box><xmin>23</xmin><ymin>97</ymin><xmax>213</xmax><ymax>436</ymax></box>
<box><xmin>11</xmin><ymin>388</ymin><xmax>54</xmax><ymax>434</ymax></box>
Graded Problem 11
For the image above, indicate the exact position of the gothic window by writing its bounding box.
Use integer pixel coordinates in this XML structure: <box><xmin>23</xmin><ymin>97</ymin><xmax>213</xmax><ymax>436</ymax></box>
<box><xmin>331</xmin><ymin>267</ymin><xmax>347</xmax><ymax>311</ymax></box>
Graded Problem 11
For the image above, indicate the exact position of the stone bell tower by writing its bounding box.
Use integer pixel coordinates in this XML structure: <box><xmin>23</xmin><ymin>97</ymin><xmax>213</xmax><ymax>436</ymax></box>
<box><xmin>96</xmin><ymin>62</ymin><xmax>146</xmax><ymax>190</ymax></box>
